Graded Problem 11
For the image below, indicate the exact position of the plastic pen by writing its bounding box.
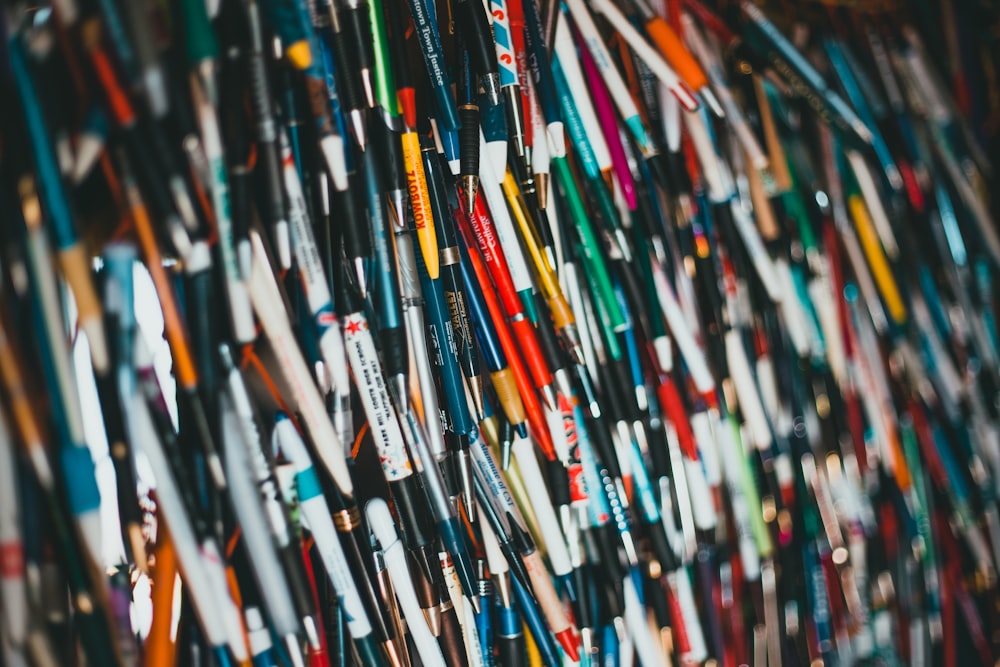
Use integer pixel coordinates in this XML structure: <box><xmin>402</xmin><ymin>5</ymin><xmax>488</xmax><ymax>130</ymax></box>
<box><xmin>316</xmin><ymin>0</ymin><xmax>368</xmax><ymax>147</ymax></box>
<box><xmin>279</xmin><ymin>130</ymin><xmax>352</xmax><ymax>414</ymax></box>
<box><xmin>395</xmin><ymin>205</ymin><xmax>449</xmax><ymax>463</ymax></box>
<box><xmin>219</xmin><ymin>394</ymin><xmax>308</xmax><ymax>667</ymax></box>
<box><xmin>403</xmin><ymin>0</ymin><xmax>461</xmax><ymax>132</ymax></box>
<box><xmin>366</xmin><ymin>498</ymin><xmax>447</xmax><ymax>667</ymax></box>
<box><xmin>423</xmin><ymin>143</ymin><xmax>486</xmax><ymax>418</ymax></box>
<box><xmin>399</xmin><ymin>117</ymin><xmax>440</xmax><ymax>282</ymax></box>
<box><xmin>6</xmin><ymin>37</ymin><xmax>107</xmax><ymax>373</ymax></box>
<box><xmin>458</xmin><ymin>243</ymin><xmax>528</xmax><ymax>437</ymax></box>
<box><xmin>469</xmin><ymin>434</ymin><xmax>580</xmax><ymax>660</ymax></box>
<box><xmin>335</xmin><ymin>272</ymin><xmax>442</xmax><ymax>590</ymax></box>
<box><xmin>0</xmin><ymin>406</ymin><xmax>27</xmax><ymax>655</ymax></box>
<box><xmin>367</xmin><ymin>0</ymin><xmax>408</xmax><ymax>224</ymax></box>
<box><xmin>362</xmin><ymin>146</ymin><xmax>409</xmax><ymax>404</ymax></box>
<box><xmin>457</xmin><ymin>235</ymin><xmax>556</xmax><ymax>461</ymax></box>
<box><xmin>519</xmin><ymin>0</ymin><xmax>564</xmax><ymax>157</ymax></box>
<box><xmin>271</xmin><ymin>418</ymin><xmax>386</xmax><ymax>667</ymax></box>
<box><xmin>455</xmin><ymin>0</ymin><xmax>502</xmax><ymax>106</ymax></box>
<box><xmin>458</xmin><ymin>48</ymin><xmax>481</xmax><ymax>212</ymax></box>
<box><xmin>177</xmin><ymin>0</ymin><xmax>257</xmax><ymax>344</ymax></box>
<box><xmin>458</xmin><ymin>186</ymin><xmax>555</xmax><ymax>409</ymax></box>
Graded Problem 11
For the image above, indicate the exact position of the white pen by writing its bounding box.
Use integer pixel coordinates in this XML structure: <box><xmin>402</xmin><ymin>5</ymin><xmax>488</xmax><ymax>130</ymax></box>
<box><xmin>271</xmin><ymin>417</ymin><xmax>376</xmax><ymax>646</ymax></box>
<box><xmin>279</xmin><ymin>132</ymin><xmax>351</xmax><ymax>399</ymax></box>
<box><xmin>564</xmin><ymin>0</ymin><xmax>651</xmax><ymax>151</ymax></box>
<box><xmin>552</xmin><ymin>12</ymin><xmax>613</xmax><ymax>179</ymax></box>
<box><xmin>586</xmin><ymin>0</ymin><xmax>698</xmax><ymax>112</ymax></box>
<box><xmin>366</xmin><ymin>498</ymin><xmax>447</xmax><ymax>667</ymax></box>
<box><xmin>220</xmin><ymin>395</ymin><xmax>306</xmax><ymax>667</ymax></box>
<box><xmin>245</xmin><ymin>231</ymin><xmax>353</xmax><ymax>496</ymax></box>
<box><xmin>0</xmin><ymin>407</ymin><xmax>27</xmax><ymax>651</ymax></box>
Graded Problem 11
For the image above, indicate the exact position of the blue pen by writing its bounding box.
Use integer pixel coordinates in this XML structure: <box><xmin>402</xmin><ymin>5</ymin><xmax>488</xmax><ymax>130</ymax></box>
<box><xmin>475</xmin><ymin>560</ymin><xmax>495</xmax><ymax>667</ymax></box>
<box><xmin>510</xmin><ymin>571</ymin><xmax>562</xmax><ymax>667</ymax></box>
<box><xmin>404</xmin><ymin>0</ymin><xmax>461</xmax><ymax>131</ymax></box>
<box><xmin>458</xmin><ymin>241</ymin><xmax>529</xmax><ymax>439</ymax></box>
<box><xmin>520</xmin><ymin>0</ymin><xmax>564</xmax><ymax>156</ymax></box>
<box><xmin>600</xmin><ymin>623</ymin><xmax>619</xmax><ymax>667</ymax></box>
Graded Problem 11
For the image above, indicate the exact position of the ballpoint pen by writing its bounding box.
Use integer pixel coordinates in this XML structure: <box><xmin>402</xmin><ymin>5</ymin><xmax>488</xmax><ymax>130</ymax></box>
<box><xmin>178</xmin><ymin>0</ymin><xmax>257</xmax><ymax>344</ymax></box>
<box><xmin>335</xmin><ymin>268</ymin><xmax>443</xmax><ymax>587</ymax></box>
<box><xmin>244</xmin><ymin>231</ymin><xmax>354</xmax><ymax>499</ymax></box>
<box><xmin>6</xmin><ymin>34</ymin><xmax>108</xmax><ymax>375</ymax></box>
<box><xmin>270</xmin><ymin>417</ymin><xmax>387</xmax><ymax>667</ymax></box>
<box><xmin>360</xmin><ymin>145</ymin><xmax>409</xmax><ymax>404</ymax></box>
<box><xmin>457</xmin><ymin>237</ymin><xmax>555</xmax><ymax>461</ymax></box>
<box><xmin>13</xmin><ymin>171</ymin><xmax>103</xmax><ymax>568</ymax></box>
<box><xmin>458</xmin><ymin>183</ymin><xmax>555</xmax><ymax>409</ymax></box>
<box><xmin>520</xmin><ymin>0</ymin><xmax>565</xmax><ymax>158</ymax></box>
<box><xmin>455</xmin><ymin>0</ymin><xmax>502</xmax><ymax>106</ymax></box>
<box><xmin>219</xmin><ymin>393</ymin><xmax>309</xmax><ymax>667</ymax></box>
<box><xmin>240</xmin><ymin>0</ymin><xmax>292</xmax><ymax>269</ymax></box>
<box><xmin>367</xmin><ymin>0</ymin><xmax>408</xmax><ymax>224</ymax></box>
<box><xmin>366</xmin><ymin>498</ymin><xmax>447</xmax><ymax>667</ymax></box>
<box><xmin>133</xmin><ymin>338</ymin><xmax>248</xmax><ymax>664</ymax></box>
<box><xmin>316</xmin><ymin>0</ymin><xmax>368</xmax><ymax>148</ymax></box>
<box><xmin>403</xmin><ymin>0</ymin><xmax>461</xmax><ymax>132</ymax></box>
<box><xmin>279</xmin><ymin>128</ymin><xmax>352</xmax><ymax>411</ymax></box>
<box><xmin>551</xmin><ymin>13</ymin><xmax>613</xmax><ymax>185</ymax></box>
<box><xmin>469</xmin><ymin>433</ymin><xmax>581</xmax><ymax>660</ymax></box>
<box><xmin>95</xmin><ymin>259</ymin><xmax>146</xmax><ymax>571</ymax></box>
<box><xmin>373</xmin><ymin>551</ymin><xmax>413</xmax><ymax>667</ymax></box>
<box><xmin>220</xmin><ymin>345</ymin><xmax>324</xmax><ymax>655</ymax></box>
<box><xmin>395</xmin><ymin>202</ymin><xmax>450</xmax><ymax>465</ymax></box>
<box><xmin>458</xmin><ymin>48</ymin><xmax>481</xmax><ymax>213</ymax></box>
<box><xmin>481</xmin><ymin>90</ymin><xmax>510</xmax><ymax>184</ymax></box>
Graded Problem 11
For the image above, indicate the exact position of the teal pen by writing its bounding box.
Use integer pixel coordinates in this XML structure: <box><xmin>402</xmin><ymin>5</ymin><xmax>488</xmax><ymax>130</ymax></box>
<box><xmin>550</xmin><ymin>56</ymin><xmax>631</xmax><ymax>262</ymax></box>
<box><xmin>404</xmin><ymin>0</ymin><xmax>461</xmax><ymax>131</ymax></box>
<box><xmin>6</xmin><ymin>36</ymin><xmax>109</xmax><ymax>374</ymax></box>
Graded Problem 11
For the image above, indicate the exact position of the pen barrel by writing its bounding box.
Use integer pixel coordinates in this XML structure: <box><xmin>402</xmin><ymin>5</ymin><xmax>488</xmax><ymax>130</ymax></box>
<box><xmin>391</xmin><ymin>476</ymin><xmax>437</xmax><ymax>552</ymax></box>
<box><xmin>458</xmin><ymin>105</ymin><xmax>481</xmax><ymax>179</ymax></box>
<box><xmin>456</xmin><ymin>0</ymin><xmax>500</xmax><ymax>78</ymax></box>
<box><xmin>644</xmin><ymin>17</ymin><xmax>707</xmax><ymax>90</ymax></box>
<box><xmin>496</xmin><ymin>631</ymin><xmax>527</xmax><ymax>667</ymax></box>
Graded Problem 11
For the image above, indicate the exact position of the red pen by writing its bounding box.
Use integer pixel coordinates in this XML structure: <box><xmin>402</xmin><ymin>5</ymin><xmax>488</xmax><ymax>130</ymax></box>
<box><xmin>459</xmin><ymin>189</ymin><xmax>556</xmax><ymax>408</ymax></box>
<box><xmin>459</xmin><ymin>224</ymin><xmax>557</xmax><ymax>461</ymax></box>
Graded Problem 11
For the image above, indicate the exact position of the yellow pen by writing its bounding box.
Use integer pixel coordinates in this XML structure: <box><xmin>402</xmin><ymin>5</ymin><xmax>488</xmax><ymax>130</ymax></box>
<box><xmin>501</xmin><ymin>171</ymin><xmax>583</xmax><ymax>362</ymax></box>
<box><xmin>401</xmin><ymin>130</ymin><xmax>440</xmax><ymax>279</ymax></box>
<box><xmin>848</xmin><ymin>194</ymin><xmax>907</xmax><ymax>325</ymax></box>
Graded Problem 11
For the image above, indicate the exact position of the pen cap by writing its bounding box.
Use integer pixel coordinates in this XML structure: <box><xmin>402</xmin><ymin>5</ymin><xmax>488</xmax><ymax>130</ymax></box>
<box><xmin>365</xmin><ymin>497</ymin><xmax>400</xmax><ymax>550</ymax></box>
<box><xmin>179</xmin><ymin>0</ymin><xmax>220</xmax><ymax>61</ymax></box>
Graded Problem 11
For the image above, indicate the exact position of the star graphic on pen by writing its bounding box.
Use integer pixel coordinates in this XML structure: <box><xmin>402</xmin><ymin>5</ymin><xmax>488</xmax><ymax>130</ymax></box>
<box><xmin>345</xmin><ymin>318</ymin><xmax>363</xmax><ymax>335</ymax></box>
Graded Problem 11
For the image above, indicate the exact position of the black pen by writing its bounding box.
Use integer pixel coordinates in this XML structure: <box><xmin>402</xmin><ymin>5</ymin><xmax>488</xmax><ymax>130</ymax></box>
<box><xmin>317</xmin><ymin>0</ymin><xmax>368</xmax><ymax>148</ymax></box>
<box><xmin>455</xmin><ymin>0</ymin><xmax>501</xmax><ymax>106</ymax></box>
<box><xmin>423</xmin><ymin>143</ymin><xmax>484</xmax><ymax>418</ymax></box>
<box><xmin>457</xmin><ymin>45</ymin><xmax>481</xmax><ymax>214</ymax></box>
<box><xmin>242</xmin><ymin>0</ymin><xmax>292</xmax><ymax>269</ymax></box>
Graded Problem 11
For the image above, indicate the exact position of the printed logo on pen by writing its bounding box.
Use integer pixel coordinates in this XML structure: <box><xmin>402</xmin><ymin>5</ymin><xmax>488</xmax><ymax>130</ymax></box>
<box><xmin>345</xmin><ymin>315</ymin><xmax>366</xmax><ymax>336</ymax></box>
<box><xmin>406</xmin><ymin>168</ymin><xmax>428</xmax><ymax>231</ymax></box>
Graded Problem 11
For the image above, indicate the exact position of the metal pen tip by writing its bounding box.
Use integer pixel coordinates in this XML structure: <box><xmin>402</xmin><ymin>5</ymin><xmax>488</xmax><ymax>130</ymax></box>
<box><xmin>540</xmin><ymin>383</ymin><xmax>557</xmax><ymax>411</ymax></box>
<box><xmin>467</xmin><ymin>593</ymin><xmax>481</xmax><ymax>614</ymax></box>
<box><xmin>462</xmin><ymin>174</ymin><xmax>479</xmax><ymax>213</ymax></box>
<box><xmin>352</xmin><ymin>257</ymin><xmax>368</xmax><ymax>298</ymax></box>
<box><xmin>389</xmin><ymin>190</ymin><xmax>407</xmax><ymax>230</ymax></box>
<box><xmin>361</xmin><ymin>68</ymin><xmax>376</xmax><ymax>108</ymax></box>
<box><xmin>700</xmin><ymin>86</ymin><xmax>725</xmax><ymax>119</ymax></box>
<box><xmin>481</xmin><ymin>72</ymin><xmax>502</xmax><ymax>107</ymax></box>
<box><xmin>350</xmin><ymin>108</ymin><xmax>368</xmax><ymax>151</ymax></box>
<box><xmin>535</xmin><ymin>172</ymin><xmax>549</xmax><ymax>209</ymax></box>
<box><xmin>391</xmin><ymin>374</ymin><xmax>408</xmax><ymax>410</ymax></box>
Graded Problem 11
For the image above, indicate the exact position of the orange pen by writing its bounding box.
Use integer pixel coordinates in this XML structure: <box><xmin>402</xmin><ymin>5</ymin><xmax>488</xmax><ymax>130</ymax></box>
<box><xmin>145</xmin><ymin>523</ymin><xmax>178</xmax><ymax>667</ymax></box>
<box><xmin>461</xmin><ymin>232</ymin><xmax>557</xmax><ymax>462</ymax></box>
<box><xmin>628</xmin><ymin>0</ymin><xmax>724</xmax><ymax>116</ymax></box>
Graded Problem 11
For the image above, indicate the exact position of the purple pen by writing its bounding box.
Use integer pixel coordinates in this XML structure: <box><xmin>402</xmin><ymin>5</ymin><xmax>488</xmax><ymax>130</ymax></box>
<box><xmin>574</xmin><ymin>19</ymin><xmax>638</xmax><ymax>211</ymax></box>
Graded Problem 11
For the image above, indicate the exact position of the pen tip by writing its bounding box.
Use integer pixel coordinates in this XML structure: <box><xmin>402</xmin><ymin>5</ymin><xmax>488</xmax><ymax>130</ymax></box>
<box><xmin>467</xmin><ymin>594</ymin><xmax>481</xmax><ymax>614</ymax></box>
<box><xmin>482</xmin><ymin>73</ymin><xmax>502</xmax><ymax>108</ymax></box>
<box><xmin>541</xmin><ymin>384</ymin><xmax>557</xmax><ymax>411</ymax></box>
<box><xmin>513</xmin><ymin>422</ymin><xmax>527</xmax><ymax>440</ymax></box>
<box><xmin>424</xmin><ymin>605</ymin><xmax>442</xmax><ymax>637</ymax></box>
<box><xmin>462</xmin><ymin>175</ymin><xmax>479</xmax><ymax>213</ymax></box>
<box><xmin>535</xmin><ymin>173</ymin><xmax>549</xmax><ymax>209</ymax></box>
<box><xmin>555</xmin><ymin>628</ymin><xmax>581</xmax><ymax>662</ymax></box>
<box><xmin>390</xmin><ymin>191</ymin><xmax>407</xmax><ymax>229</ymax></box>
<box><xmin>391</xmin><ymin>374</ymin><xmax>408</xmax><ymax>409</ymax></box>
<box><xmin>352</xmin><ymin>257</ymin><xmax>368</xmax><ymax>297</ymax></box>
<box><xmin>350</xmin><ymin>109</ymin><xmax>368</xmax><ymax>151</ymax></box>
<box><xmin>361</xmin><ymin>69</ymin><xmax>376</xmax><ymax>109</ymax></box>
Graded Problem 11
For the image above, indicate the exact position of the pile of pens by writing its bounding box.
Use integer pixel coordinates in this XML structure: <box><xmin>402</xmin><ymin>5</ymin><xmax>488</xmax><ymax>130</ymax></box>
<box><xmin>1</xmin><ymin>0</ymin><xmax>999</xmax><ymax>663</ymax></box>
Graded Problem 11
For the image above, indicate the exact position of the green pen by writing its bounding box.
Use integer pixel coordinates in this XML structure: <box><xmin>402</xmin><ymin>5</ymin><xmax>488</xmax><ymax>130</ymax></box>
<box><xmin>723</xmin><ymin>411</ymin><xmax>774</xmax><ymax>558</ymax></box>
<box><xmin>552</xmin><ymin>156</ymin><xmax>626</xmax><ymax>331</ymax></box>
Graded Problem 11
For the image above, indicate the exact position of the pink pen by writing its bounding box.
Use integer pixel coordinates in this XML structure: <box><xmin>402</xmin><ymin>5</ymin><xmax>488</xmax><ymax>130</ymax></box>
<box><xmin>575</xmin><ymin>21</ymin><xmax>639</xmax><ymax>211</ymax></box>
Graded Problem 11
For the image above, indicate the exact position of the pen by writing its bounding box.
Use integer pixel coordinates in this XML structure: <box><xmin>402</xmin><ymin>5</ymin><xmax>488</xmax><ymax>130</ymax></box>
<box><xmin>520</xmin><ymin>0</ymin><xmax>565</xmax><ymax>158</ymax></box>
<box><xmin>458</xmin><ymin>47</ymin><xmax>481</xmax><ymax>213</ymax></box>
<box><xmin>455</xmin><ymin>0</ymin><xmax>502</xmax><ymax>106</ymax></box>
<box><xmin>458</xmin><ymin>185</ymin><xmax>556</xmax><ymax>409</ymax></box>
<box><xmin>6</xmin><ymin>35</ymin><xmax>108</xmax><ymax>374</ymax></box>
<box><xmin>219</xmin><ymin>393</ymin><xmax>308</xmax><ymax>667</ymax></box>
<box><xmin>373</xmin><ymin>551</ymin><xmax>413</xmax><ymax>667</ymax></box>
<box><xmin>271</xmin><ymin>417</ymin><xmax>386</xmax><ymax>667</ymax></box>
<box><xmin>395</xmin><ymin>202</ymin><xmax>449</xmax><ymax>464</ymax></box>
<box><xmin>404</xmin><ymin>0</ymin><xmax>461</xmax><ymax>132</ymax></box>
<box><xmin>316</xmin><ymin>0</ymin><xmax>369</xmax><ymax>147</ymax></box>
<box><xmin>178</xmin><ymin>0</ymin><xmax>257</xmax><ymax>344</ymax></box>
<box><xmin>241</xmin><ymin>0</ymin><xmax>292</xmax><ymax>268</ymax></box>
<box><xmin>366</xmin><ymin>498</ymin><xmax>448</xmax><ymax>667</ymax></box>
<box><xmin>368</xmin><ymin>0</ymin><xmax>408</xmax><ymax>224</ymax></box>
<box><xmin>336</xmin><ymin>269</ymin><xmax>443</xmax><ymax>588</ymax></box>
<box><xmin>0</xmin><ymin>406</ymin><xmax>27</xmax><ymax>655</ymax></box>
<box><xmin>361</xmin><ymin>145</ymin><xmax>408</xmax><ymax>404</ymax></box>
